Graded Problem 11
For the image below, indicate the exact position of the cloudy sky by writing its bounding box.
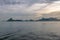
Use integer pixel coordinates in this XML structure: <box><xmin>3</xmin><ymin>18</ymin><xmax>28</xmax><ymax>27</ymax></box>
<box><xmin>0</xmin><ymin>0</ymin><xmax>60</xmax><ymax>20</ymax></box>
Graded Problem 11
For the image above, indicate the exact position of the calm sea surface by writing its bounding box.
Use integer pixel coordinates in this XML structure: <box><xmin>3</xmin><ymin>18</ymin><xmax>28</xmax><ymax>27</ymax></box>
<box><xmin>0</xmin><ymin>22</ymin><xmax>60</xmax><ymax>40</ymax></box>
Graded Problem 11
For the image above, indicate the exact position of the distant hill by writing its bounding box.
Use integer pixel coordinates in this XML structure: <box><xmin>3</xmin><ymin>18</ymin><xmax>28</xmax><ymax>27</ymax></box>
<box><xmin>42</xmin><ymin>11</ymin><xmax>60</xmax><ymax>18</ymax></box>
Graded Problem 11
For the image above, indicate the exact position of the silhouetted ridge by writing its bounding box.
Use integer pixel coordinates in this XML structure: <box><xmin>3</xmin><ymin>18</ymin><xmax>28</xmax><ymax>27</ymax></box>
<box><xmin>7</xmin><ymin>17</ymin><xmax>60</xmax><ymax>22</ymax></box>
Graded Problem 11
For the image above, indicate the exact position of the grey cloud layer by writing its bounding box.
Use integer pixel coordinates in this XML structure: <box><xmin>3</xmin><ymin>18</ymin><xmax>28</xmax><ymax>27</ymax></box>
<box><xmin>0</xmin><ymin>0</ymin><xmax>60</xmax><ymax>20</ymax></box>
<box><xmin>0</xmin><ymin>0</ymin><xmax>59</xmax><ymax>5</ymax></box>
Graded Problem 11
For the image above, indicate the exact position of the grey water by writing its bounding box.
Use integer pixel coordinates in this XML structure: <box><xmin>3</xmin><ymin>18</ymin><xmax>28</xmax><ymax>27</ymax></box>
<box><xmin>0</xmin><ymin>22</ymin><xmax>60</xmax><ymax>40</ymax></box>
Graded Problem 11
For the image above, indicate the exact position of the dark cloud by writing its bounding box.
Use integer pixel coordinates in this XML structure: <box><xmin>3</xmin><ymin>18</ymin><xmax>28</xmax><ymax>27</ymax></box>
<box><xmin>0</xmin><ymin>0</ymin><xmax>21</xmax><ymax>5</ymax></box>
<box><xmin>0</xmin><ymin>0</ymin><xmax>60</xmax><ymax>5</ymax></box>
<box><xmin>45</xmin><ymin>0</ymin><xmax>60</xmax><ymax>3</ymax></box>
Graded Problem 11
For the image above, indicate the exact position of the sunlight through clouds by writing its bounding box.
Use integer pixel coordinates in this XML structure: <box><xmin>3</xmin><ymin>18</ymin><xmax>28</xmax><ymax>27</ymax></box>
<box><xmin>0</xmin><ymin>0</ymin><xmax>60</xmax><ymax>20</ymax></box>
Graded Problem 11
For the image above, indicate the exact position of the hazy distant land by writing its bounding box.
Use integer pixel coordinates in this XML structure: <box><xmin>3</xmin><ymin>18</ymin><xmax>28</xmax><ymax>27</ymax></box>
<box><xmin>7</xmin><ymin>18</ymin><xmax>60</xmax><ymax>22</ymax></box>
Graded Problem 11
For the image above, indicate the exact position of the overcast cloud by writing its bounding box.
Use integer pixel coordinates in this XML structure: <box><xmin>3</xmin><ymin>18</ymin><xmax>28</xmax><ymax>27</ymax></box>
<box><xmin>0</xmin><ymin>0</ymin><xmax>60</xmax><ymax>20</ymax></box>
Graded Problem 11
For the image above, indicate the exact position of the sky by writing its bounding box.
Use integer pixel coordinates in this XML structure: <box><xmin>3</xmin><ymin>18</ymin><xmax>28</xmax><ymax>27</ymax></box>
<box><xmin>0</xmin><ymin>0</ymin><xmax>60</xmax><ymax>20</ymax></box>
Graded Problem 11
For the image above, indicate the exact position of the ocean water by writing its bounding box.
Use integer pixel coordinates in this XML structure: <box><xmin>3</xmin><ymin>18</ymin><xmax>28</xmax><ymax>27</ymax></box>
<box><xmin>0</xmin><ymin>22</ymin><xmax>60</xmax><ymax>40</ymax></box>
